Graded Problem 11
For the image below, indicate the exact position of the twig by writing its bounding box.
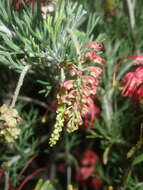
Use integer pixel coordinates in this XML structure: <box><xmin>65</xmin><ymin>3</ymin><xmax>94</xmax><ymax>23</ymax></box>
<box><xmin>16</xmin><ymin>168</ymin><xmax>47</xmax><ymax>190</ymax></box>
<box><xmin>8</xmin><ymin>148</ymin><xmax>32</xmax><ymax>167</ymax></box>
<box><xmin>67</xmin><ymin>166</ymin><xmax>72</xmax><ymax>187</ymax></box>
<box><xmin>10</xmin><ymin>65</ymin><xmax>31</xmax><ymax>108</ymax></box>
<box><xmin>102</xmin><ymin>92</ymin><xmax>113</xmax><ymax>130</ymax></box>
<box><xmin>49</xmin><ymin>164</ymin><xmax>56</xmax><ymax>179</ymax></box>
<box><xmin>4</xmin><ymin>172</ymin><xmax>9</xmax><ymax>190</ymax></box>
<box><xmin>7</xmin><ymin>94</ymin><xmax>48</xmax><ymax>109</ymax></box>
<box><xmin>19</xmin><ymin>154</ymin><xmax>38</xmax><ymax>176</ymax></box>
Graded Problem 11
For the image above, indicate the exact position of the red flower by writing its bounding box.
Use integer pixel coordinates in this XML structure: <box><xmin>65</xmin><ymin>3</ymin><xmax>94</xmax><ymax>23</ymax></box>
<box><xmin>60</xmin><ymin>80</ymin><xmax>74</xmax><ymax>90</ymax></box>
<box><xmin>83</xmin><ymin>66</ymin><xmax>103</xmax><ymax>78</ymax></box>
<box><xmin>70</xmin><ymin>69</ymin><xmax>82</xmax><ymax>77</ymax></box>
<box><xmin>84</xmin><ymin>41</ymin><xmax>104</xmax><ymax>51</ymax></box>
<box><xmin>76</xmin><ymin>149</ymin><xmax>99</xmax><ymax>181</ymax></box>
<box><xmin>0</xmin><ymin>169</ymin><xmax>3</xmax><ymax>179</ymax></box>
<box><xmin>94</xmin><ymin>55</ymin><xmax>106</xmax><ymax>65</ymax></box>
<box><xmin>80</xmin><ymin>86</ymin><xmax>96</xmax><ymax>97</ymax></box>
<box><xmin>76</xmin><ymin>166</ymin><xmax>95</xmax><ymax>181</ymax></box>
<box><xmin>120</xmin><ymin>66</ymin><xmax>143</xmax><ymax>97</ymax></box>
<box><xmin>57</xmin><ymin>163</ymin><xmax>66</xmax><ymax>174</ymax></box>
<box><xmin>134</xmin><ymin>85</ymin><xmax>143</xmax><ymax>98</ymax></box>
<box><xmin>80</xmin><ymin>157</ymin><xmax>96</xmax><ymax>166</ymax></box>
<box><xmin>80</xmin><ymin>149</ymin><xmax>99</xmax><ymax>166</ymax></box>
<box><xmin>81</xmin><ymin>149</ymin><xmax>99</xmax><ymax>162</ymax></box>
<box><xmin>83</xmin><ymin>98</ymin><xmax>100</xmax><ymax>129</ymax></box>
<box><xmin>90</xmin><ymin>177</ymin><xmax>103</xmax><ymax>190</ymax></box>
<box><xmin>85</xmin><ymin>50</ymin><xmax>97</xmax><ymax>59</ymax></box>
<box><xmin>82</xmin><ymin>75</ymin><xmax>99</xmax><ymax>89</ymax></box>
<box><xmin>15</xmin><ymin>0</ymin><xmax>22</xmax><ymax>9</ymax></box>
<box><xmin>85</xmin><ymin>50</ymin><xmax>106</xmax><ymax>65</ymax></box>
<box><xmin>132</xmin><ymin>54</ymin><xmax>143</xmax><ymax>65</ymax></box>
<box><xmin>13</xmin><ymin>0</ymin><xmax>35</xmax><ymax>10</ymax></box>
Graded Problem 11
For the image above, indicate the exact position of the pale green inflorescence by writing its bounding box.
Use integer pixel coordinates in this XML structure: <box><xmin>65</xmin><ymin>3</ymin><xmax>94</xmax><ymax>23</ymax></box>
<box><xmin>49</xmin><ymin>104</ymin><xmax>82</xmax><ymax>146</ymax></box>
<box><xmin>49</xmin><ymin>104</ymin><xmax>65</xmax><ymax>146</ymax></box>
<box><xmin>66</xmin><ymin>110</ymin><xmax>82</xmax><ymax>133</ymax></box>
<box><xmin>0</xmin><ymin>126</ymin><xmax>21</xmax><ymax>143</ymax></box>
<box><xmin>0</xmin><ymin>104</ymin><xmax>22</xmax><ymax>144</ymax></box>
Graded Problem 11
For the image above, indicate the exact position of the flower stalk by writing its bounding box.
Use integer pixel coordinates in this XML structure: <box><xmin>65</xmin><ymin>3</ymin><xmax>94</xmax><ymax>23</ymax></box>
<box><xmin>126</xmin><ymin>0</ymin><xmax>136</xmax><ymax>30</ymax></box>
<box><xmin>10</xmin><ymin>65</ymin><xmax>31</xmax><ymax>108</ymax></box>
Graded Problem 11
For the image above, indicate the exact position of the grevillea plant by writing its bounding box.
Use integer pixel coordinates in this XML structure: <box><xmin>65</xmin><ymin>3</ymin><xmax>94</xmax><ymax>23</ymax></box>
<box><xmin>49</xmin><ymin>41</ymin><xmax>105</xmax><ymax>146</ymax></box>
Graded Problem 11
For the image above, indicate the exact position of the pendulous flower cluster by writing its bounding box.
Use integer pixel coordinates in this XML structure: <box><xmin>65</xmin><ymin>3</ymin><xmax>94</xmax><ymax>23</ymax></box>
<box><xmin>49</xmin><ymin>41</ymin><xmax>105</xmax><ymax>146</ymax></box>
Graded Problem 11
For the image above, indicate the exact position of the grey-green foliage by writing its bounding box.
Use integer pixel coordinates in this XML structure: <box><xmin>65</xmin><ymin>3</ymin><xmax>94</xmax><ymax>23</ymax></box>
<box><xmin>0</xmin><ymin>0</ymin><xmax>100</xmax><ymax>67</ymax></box>
<box><xmin>124</xmin><ymin>176</ymin><xmax>143</xmax><ymax>190</ymax></box>
<box><xmin>0</xmin><ymin>0</ymin><xmax>101</xmax><ymax>97</ymax></box>
<box><xmin>0</xmin><ymin>1</ymin><xmax>92</xmax><ymax>71</ymax></box>
<box><xmin>0</xmin><ymin>0</ymin><xmax>101</xmax><ymax>99</ymax></box>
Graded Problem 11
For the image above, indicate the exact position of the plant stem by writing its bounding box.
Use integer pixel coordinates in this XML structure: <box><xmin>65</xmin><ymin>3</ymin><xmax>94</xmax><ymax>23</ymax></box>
<box><xmin>50</xmin><ymin>164</ymin><xmax>56</xmax><ymax>179</ymax></box>
<box><xmin>67</xmin><ymin>166</ymin><xmax>72</xmax><ymax>186</ymax></box>
<box><xmin>126</xmin><ymin>0</ymin><xmax>136</xmax><ymax>30</ymax></box>
<box><xmin>122</xmin><ymin>164</ymin><xmax>132</xmax><ymax>188</ymax></box>
<box><xmin>102</xmin><ymin>92</ymin><xmax>113</xmax><ymax>130</ymax></box>
<box><xmin>16</xmin><ymin>168</ymin><xmax>46</xmax><ymax>190</ymax></box>
<box><xmin>10</xmin><ymin>65</ymin><xmax>31</xmax><ymax>108</ymax></box>
<box><xmin>19</xmin><ymin>155</ymin><xmax>38</xmax><ymax>176</ymax></box>
<box><xmin>7</xmin><ymin>94</ymin><xmax>48</xmax><ymax>108</ymax></box>
<box><xmin>61</xmin><ymin>68</ymin><xmax>65</xmax><ymax>82</ymax></box>
<box><xmin>4</xmin><ymin>172</ymin><xmax>9</xmax><ymax>190</ymax></box>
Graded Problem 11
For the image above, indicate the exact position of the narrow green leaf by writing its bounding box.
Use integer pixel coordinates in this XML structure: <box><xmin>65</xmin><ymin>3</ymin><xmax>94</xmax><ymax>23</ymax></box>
<box><xmin>133</xmin><ymin>153</ymin><xmax>143</xmax><ymax>166</ymax></box>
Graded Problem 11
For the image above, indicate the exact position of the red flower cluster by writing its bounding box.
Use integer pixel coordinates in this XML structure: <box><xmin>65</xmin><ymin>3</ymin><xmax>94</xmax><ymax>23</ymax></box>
<box><xmin>90</xmin><ymin>177</ymin><xmax>104</xmax><ymax>190</ymax></box>
<box><xmin>120</xmin><ymin>66</ymin><xmax>143</xmax><ymax>98</ymax></box>
<box><xmin>85</xmin><ymin>50</ymin><xmax>106</xmax><ymax>65</ymax></box>
<box><xmin>76</xmin><ymin>149</ymin><xmax>98</xmax><ymax>181</ymax></box>
<box><xmin>76</xmin><ymin>149</ymin><xmax>103</xmax><ymax>190</ymax></box>
<box><xmin>119</xmin><ymin>54</ymin><xmax>143</xmax><ymax>99</ymax></box>
<box><xmin>83</xmin><ymin>41</ymin><xmax>105</xmax><ymax>65</ymax></box>
<box><xmin>58</xmin><ymin>41</ymin><xmax>105</xmax><ymax>130</ymax></box>
<box><xmin>49</xmin><ymin>41</ymin><xmax>105</xmax><ymax>146</ymax></box>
